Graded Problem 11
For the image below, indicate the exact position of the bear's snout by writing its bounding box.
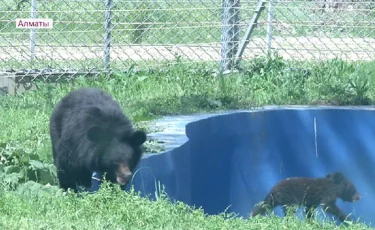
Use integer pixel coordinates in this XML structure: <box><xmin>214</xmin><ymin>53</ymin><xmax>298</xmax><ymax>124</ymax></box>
<box><xmin>116</xmin><ymin>163</ymin><xmax>133</xmax><ymax>185</ymax></box>
<box><xmin>116</xmin><ymin>175</ymin><xmax>131</xmax><ymax>185</ymax></box>
<box><xmin>352</xmin><ymin>192</ymin><xmax>361</xmax><ymax>201</ymax></box>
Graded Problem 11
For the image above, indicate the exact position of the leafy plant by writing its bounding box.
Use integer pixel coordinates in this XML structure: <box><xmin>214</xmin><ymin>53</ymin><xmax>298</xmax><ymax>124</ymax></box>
<box><xmin>0</xmin><ymin>142</ymin><xmax>57</xmax><ymax>190</ymax></box>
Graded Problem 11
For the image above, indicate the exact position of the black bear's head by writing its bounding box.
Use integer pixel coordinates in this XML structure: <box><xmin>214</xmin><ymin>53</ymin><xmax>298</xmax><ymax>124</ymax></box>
<box><xmin>87</xmin><ymin>124</ymin><xmax>147</xmax><ymax>187</ymax></box>
<box><xmin>326</xmin><ymin>172</ymin><xmax>361</xmax><ymax>203</ymax></box>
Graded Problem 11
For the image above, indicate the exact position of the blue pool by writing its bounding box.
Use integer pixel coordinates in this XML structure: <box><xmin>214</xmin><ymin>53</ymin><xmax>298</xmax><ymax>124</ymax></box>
<box><xmin>88</xmin><ymin>107</ymin><xmax>375</xmax><ymax>227</ymax></box>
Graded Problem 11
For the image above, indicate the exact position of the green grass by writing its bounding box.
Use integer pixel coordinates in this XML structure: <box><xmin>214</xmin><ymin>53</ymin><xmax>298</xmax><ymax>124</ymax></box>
<box><xmin>1</xmin><ymin>181</ymin><xmax>372</xmax><ymax>230</ymax></box>
<box><xmin>1</xmin><ymin>56</ymin><xmax>375</xmax><ymax>229</ymax></box>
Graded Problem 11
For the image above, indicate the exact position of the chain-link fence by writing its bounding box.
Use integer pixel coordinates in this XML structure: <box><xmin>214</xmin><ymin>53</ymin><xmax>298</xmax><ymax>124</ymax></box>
<box><xmin>0</xmin><ymin>0</ymin><xmax>375</xmax><ymax>91</ymax></box>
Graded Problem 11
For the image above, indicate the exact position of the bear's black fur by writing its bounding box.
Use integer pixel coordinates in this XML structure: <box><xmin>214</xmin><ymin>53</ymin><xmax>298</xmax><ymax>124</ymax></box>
<box><xmin>250</xmin><ymin>172</ymin><xmax>361</xmax><ymax>223</ymax></box>
<box><xmin>49</xmin><ymin>87</ymin><xmax>147</xmax><ymax>192</ymax></box>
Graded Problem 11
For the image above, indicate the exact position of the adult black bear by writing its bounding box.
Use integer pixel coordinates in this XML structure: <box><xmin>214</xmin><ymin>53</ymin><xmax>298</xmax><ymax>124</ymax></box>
<box><xmin>250</xmin><ymin>172</ymin><xmax>361</xmax><ymax>223</ymax></box>
<box><xmin>49</xmin><ymin>88</ymin><xmax>147</xmax><ymax>192</ymax></box>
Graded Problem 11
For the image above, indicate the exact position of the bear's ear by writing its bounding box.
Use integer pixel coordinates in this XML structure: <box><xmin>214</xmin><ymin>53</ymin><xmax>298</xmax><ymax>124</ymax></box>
<box><xmin>129</xmin><ymin>130</ymin><xmax>147</xmax><ymax>146</ymax></box>
<box><xmin>87</xmin><ymin>126</ymin><xmax>105</xmax><ymax>142</ymax></box>
<box><xmin>326</xmin><ymin>173</ymin><xmax>344</xmax><ymax>184</ymax></box>
<box><xmin>332</xmin><ymin>172</ymin><xmax>344</xmax><ymax>184</ymax></box>
<box><xmin>87</xmin><ymin>106</ymin><xmax>102</xmax><ymax>118</ymax></box>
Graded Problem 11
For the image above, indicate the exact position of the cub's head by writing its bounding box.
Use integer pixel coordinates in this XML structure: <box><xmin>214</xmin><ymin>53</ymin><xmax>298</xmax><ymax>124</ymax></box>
<box><xmin>326</xmin><ymin>172</ymin><xmax>361</xmax><ymax>202</ymax></box>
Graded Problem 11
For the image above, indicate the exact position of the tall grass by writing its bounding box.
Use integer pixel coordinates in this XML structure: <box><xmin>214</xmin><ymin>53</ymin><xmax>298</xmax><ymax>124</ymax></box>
<box><xmin>1</xmin><ymin>181</ymin><xmax>372</xmax><ymax>229</ymax></box>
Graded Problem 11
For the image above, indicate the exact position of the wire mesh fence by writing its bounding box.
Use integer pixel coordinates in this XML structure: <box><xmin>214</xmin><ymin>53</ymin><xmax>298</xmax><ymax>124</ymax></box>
<box><xmin>262</xmin><ymin>0</ymin><xmax>375</xmax><ymax>61</ymax></box>
<box><xmin>0</xmin><ymin>0</ymin><xmax>375</xmax><ymax>89</ymax></box>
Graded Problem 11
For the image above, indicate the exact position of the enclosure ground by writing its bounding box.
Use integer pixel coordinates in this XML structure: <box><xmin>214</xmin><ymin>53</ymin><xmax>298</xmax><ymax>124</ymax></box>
<box><xmin>2</xmin><ymin>37</ymin><xmax>375</xmax><ymax>64</ymax></box>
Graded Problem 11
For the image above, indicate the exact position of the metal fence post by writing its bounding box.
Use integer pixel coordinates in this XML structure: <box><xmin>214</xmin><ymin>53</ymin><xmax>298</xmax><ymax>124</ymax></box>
<box><xmin>30</xmin><ymin>0</ymin><xmax>37</xmax><ymax>60</ymax></box>
<box><xmin>266</xmin><ymin>0</ymin><xmax>275</xmax><ymax>55</ymax></box>
<box><xmin>104</xmin><ymin>0</ymin><xmax>113</xmax><ymax>72</ymax></box>
<box><xmin>220</xmin><ymin>0</ymin><xmax>241</xmax><ymax>72</ymax></box>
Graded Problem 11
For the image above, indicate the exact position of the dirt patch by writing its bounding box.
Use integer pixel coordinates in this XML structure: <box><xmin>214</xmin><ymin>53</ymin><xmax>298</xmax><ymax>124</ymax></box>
<box><xmin>1</xmin><ymin>36</ymin><xmax>375</xmax><ymax>65</ymax></box>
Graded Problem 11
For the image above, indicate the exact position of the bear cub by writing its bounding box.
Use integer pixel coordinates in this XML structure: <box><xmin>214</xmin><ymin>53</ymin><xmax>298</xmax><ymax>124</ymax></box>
<box><xmin>50</xmin><ymin>87</ymin><xmax>147</xmax><ymax>192</ymax></box>
<box><xmin>250</xmin><ymin>172</ymin><xmax>361</xmax><ymax>223</ymax></box>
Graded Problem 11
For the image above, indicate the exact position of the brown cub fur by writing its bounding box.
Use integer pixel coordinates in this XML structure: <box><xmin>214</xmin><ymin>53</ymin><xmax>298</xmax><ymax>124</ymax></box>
<box><xmin>250</xmin><ymin>172</ymin><xmax>361</xmax><ymax>222</ymax></box>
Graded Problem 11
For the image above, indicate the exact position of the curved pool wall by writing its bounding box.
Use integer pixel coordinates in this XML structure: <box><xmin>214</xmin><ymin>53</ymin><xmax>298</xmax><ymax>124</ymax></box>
<box><xmin>88</xmin><ymin>107</ymin><xmax>375</xmax><ymax>227</ymax></box>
